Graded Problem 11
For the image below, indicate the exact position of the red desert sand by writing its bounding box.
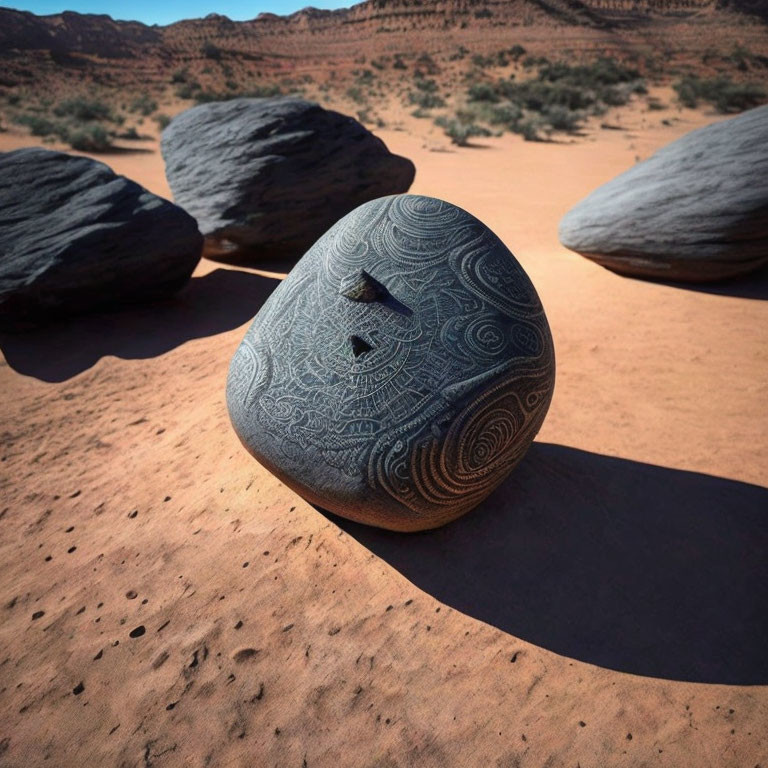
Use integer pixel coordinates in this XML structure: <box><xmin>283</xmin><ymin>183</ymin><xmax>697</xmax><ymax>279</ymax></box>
<box><xmin>1</xmin><ymin>105</ymin><xmax>767</xmax><ymax>765</ymax></box>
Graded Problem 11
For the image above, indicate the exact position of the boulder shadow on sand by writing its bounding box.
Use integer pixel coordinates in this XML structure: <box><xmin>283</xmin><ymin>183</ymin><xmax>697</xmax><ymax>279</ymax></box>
<box><xmin>0</xmin><ymin>267</ymin><xmax>279</xmax><ymax>383</ymax></box>
<box><xmin>321</xmin><ymin>442</ymin><xmax>768</xmax><ymax>685</ymax></box>
<box><xmin>654</xmin><ymin>263</ymin><xmax>768</xmax><ymax>301</ymax></box>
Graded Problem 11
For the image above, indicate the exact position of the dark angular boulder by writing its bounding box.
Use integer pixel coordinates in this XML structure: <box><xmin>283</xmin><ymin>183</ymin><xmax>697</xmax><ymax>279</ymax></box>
<box><xmin>227</xmin><ymin>195</ymin><xmax>555</xmax><ymax>532</ymax></box>
<box><xmin>161</xmin><ymin>97</ymin><xmax>416</xmax><ymax>260</ymax></box>
<box><xmin>559</xmin><ymin>106</ymin><xmax>768</xmax><ymax>282</ymax></box>
<box><xmin>0</xmin><ymin>148</ymin><xmax>202</xmax><ymax>327</ymax></box>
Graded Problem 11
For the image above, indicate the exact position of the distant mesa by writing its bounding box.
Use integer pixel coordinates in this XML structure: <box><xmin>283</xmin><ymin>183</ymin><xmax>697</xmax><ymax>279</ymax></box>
<box><xmin>227</xmin><ymin>195</ymin><xmax>555</xmax><ymax>531</ymax></box>
<box><xmin>0</xmin><ymin>148</ymin><xmax>202</xmax><ymax>328</ymax></box>
<box><xmin>558</xmin><ymin>105</ymin><xmax>768</xmax><ymax>282</ymax></box>
<box><xmin>161</xmin><ymin>97</ymin><xmax>415</xmax><ymax>261</ymax></box>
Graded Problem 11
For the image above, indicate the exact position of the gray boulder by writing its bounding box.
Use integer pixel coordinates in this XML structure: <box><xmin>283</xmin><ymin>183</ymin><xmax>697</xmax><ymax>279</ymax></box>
<box><xmin>161</xmin><ymin>97</ymin><xmax>416</xmax><ymax>260</ymax></box>
<box><xmin>0</xmin><ymin>148</ymin><xmax>202</xmax><ymax>327</ymax></box>
<box><xmin>227</xmin><ymin>195</ymin><xmax>555</xmax><ymax>532</ymax></box>
<box><xmin>559</xmin><ymin>106</ymin><xmax>768</xmax><ymax>282</ymax></box>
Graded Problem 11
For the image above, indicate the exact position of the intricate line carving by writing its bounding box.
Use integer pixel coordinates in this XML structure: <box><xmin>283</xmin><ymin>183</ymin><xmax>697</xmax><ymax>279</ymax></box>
<box><xmin>227</xmin><ymin>194</ymin><xmax>555</xmax><ymax>530</ymax></box>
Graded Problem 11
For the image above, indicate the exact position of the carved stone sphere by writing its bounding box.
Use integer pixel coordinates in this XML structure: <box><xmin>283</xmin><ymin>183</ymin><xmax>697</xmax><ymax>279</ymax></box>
<box><xmin>227</xmin><ymin>195</ymin><xmax>556</xmax><ymax>531</ymax></box>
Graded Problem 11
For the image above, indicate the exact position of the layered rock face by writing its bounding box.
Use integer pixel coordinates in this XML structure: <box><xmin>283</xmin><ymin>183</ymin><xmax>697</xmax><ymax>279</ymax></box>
<box><xmin>161</xmin><ymin>97</ymin><xmax>415</xmax><ymax>260</ymax></box>
<box><xmin>227</xmin><ymin>194</ymin><xmax>555</xmax><ymax>531</ymax></box>
<box><xmin>0</xmin><ymin>148</ymin><xmax>202</xmax><ymax>327</ymax></box>
<box><xmin>559</xmin><ymin>105</ymin><xmax>768</xmax><ymax>282</ymax></box>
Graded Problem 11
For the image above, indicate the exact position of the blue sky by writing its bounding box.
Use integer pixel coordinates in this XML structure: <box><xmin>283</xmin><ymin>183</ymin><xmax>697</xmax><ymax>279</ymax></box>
<box><xmin>8</xmin><ymin>0</ymin><xmax>354</xmax><ymax>25</ymax></box>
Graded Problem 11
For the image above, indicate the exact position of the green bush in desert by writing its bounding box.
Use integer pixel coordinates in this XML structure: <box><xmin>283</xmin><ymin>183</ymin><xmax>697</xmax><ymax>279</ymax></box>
<box><xmin>673</xmin><ymin>75</ymin><xmax>766</xmax><ymax>113</ymax></box>
<box><xmin>130</xmin><ymin>93</ymin><xmax>157</xmax><ymax>116</ymax></box>
<box><xmin>516</xmin><ymin>117</ymin><xmax>544</xmax><ymax>142</ymax></box>
<box><xmin>154</xmin><ymin>114</ymin><xmax>172</xmax><ymax>130</ymax></box>
<box><xmin>599</xmin><ymin>85</ymin><xmax>629</xmax><ymax>107</ymax></box>
<box><xmin>54</xmin><ymin>98</ymin><xmax>114</xmax><ymax>123</ymax></box>
<box><xmin>508</xmin><ymin>44</ymin><xmax>527</xmax><ymax>61</ymax></box>
<box><xmin>542</xmin><ymin>104</ymin><xmax>582</xmax><ymax>132</ymax></box>
<box><xmin>15</xmin><ymin>114</ymin><xmax>64</xmax><ymax>138</ymax></box>
<box><xmin>346</xmin><ymin>86</ymin><xmax>366</xmax><ymax>104</ymax></box>
<box><xmin>202</xmin><ymin>41</ymin><xmax>222</xmax><ymax>60</ymax></box>
<box><xmin>409</xmin><ymin>90</ymin><xmax>445</xmax><ymax>109</ymax></box>
<box><xmin>462</xmin><ymin>55</ymin><xmax>646</xmax><ymax>139</ymax></box>
<box><xmin>435</xmin><ymin>115</ymin><xmax>491</xmax><ymax>146</ymax></box>
<box><xmin>487</xmin><ymin>101</ymin><xmax>523</xmax><ymax>129</ymax></box>
<box><xmin>408</xmin><ymin>77</ymin><xmax>445</xmax><ymax>109</ymax></box>
<box><xmin>467</xmin><ymin>82</ymin><xmax>499</xmax><ymax>103</ymax></box>
<box><xmin>68</xmin><ymin>124</ymin><xmax>112</xmax><ymax>151</ymax></box>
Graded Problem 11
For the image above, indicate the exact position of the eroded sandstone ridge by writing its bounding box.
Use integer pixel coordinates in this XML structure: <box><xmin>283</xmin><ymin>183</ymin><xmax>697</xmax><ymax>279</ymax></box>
<box><xmin>227</xmin><ymin>194</ymin><xmax>555</xmax><ymax>531</ymax></box>
<box><xmin>161</xmin><ymin>98</ymin><xmax>415</xmax><ymax>260</ymax></box>
<box><xmin>558</xmin><ymin>105</ymin><xmax>768</xmax><ymax>282</ymax></box>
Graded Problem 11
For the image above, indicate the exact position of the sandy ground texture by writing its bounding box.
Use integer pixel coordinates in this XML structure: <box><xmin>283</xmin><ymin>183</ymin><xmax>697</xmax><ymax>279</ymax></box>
<box><xmin>1</xmin><ymin>101</ymin><xmax>767</xmax><ymax>767</ymax></box>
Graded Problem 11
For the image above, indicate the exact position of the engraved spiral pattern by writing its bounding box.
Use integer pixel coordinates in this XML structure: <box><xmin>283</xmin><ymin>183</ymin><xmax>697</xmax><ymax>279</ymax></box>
<box><xmin>226</xmin><ymin>194</ymin><xmax>555</xmax><ymax>531</ymax></box>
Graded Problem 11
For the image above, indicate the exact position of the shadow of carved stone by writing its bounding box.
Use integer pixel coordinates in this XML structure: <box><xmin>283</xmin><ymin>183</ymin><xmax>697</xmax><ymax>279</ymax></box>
<box><xmin>321</xmin><ymin>442</ymin><xmax>768</xmax><ymax>685</ymax></box>
<box><xmin>227</xmin><ymin>194</ymin><xmax>555</xmax><ymax>531</ymax></box>
<box><xmin>559</xmin><ymin>105</ymin><xmax>768</xmax><ymax>282</ymax></box>
<box><xmin>0</xmin><ymin>148</ymin><xmax>202</xmax><ymax>328</ymax></box>
<box><xmin>161</xmin><ymin>97</ymin><xmax>415</xmax><ymax>262</ymax></box>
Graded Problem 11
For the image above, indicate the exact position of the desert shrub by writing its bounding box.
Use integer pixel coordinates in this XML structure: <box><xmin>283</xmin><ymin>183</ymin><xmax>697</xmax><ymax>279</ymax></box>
<box><xmin>508</xmin><ymin>44</ymin><xmax>527</xmax><ymax>61</ymax></box>
<box><xmin>171</xmin><ymin>68</ymin><xmax>188</xmax><ymax>83</ymax></box>
<box><xmin>729</xmin><ymin>44</ymin><xmax>754</xmax><ymax>72</ymax></box>
<box><xmin>408</xmin><ymin>76</ymin><xmax>444</xmax><ymax>108</ymax></box>
<box><xmin>154</xmin><ymin>113</ymin><xmax>172</xmax><ymax>130</ymax></box>
<box><xmin>68</xmin><ymin>124</ymin><xmax>111</xmax><ymax>151</ymax></box>
<box><xmin>393</xmin><ymin>55</ymin><xmax>407</xmax><ymax>70</ymax></box>
<box><xmin>673</xmin><ymin>75</ymin><xmax>766</xmax><ymax>112</ymax></box>
<box><xmin>435</xmin><ymin>115</ymin><xmax>491</xmax><ymax>146</ymax></box>
<box><xmin>130</xmin><ymin>93</ymin><xmax>157</xmax><ymax>116</ymax></box>
<box><xmin>409</xmin><ymin>90</ymin><xmax>445</xmax><ymax>109</ymax></box>
<box><xmin>15</xmin><ymin>114</ymin><xmax>62</xmax><ymax>137</ymax></box>
<box><xmin>673</xmin><ymin>76</ymin><xmax>699</xmax><ymax>108</ymax></box>
<box><xmin>346</xmin><ymin>86</ymin><xmax>365</xmax><ymax>104</ymax></box>
<box><xmin>176</xmin><ymin>81</ymin><xmax>201</xmax><ymax>99</ymax></box>
<box><xmin>353</xmin><ymin>68</ymin><xmax>375</xmax><ymax>85</ymax></box>
<box><xmin>471</xmin><ymin>54</ymin><xmax>494</xmax><ymax>69</ymax></box>
<box><xmin>202</xmin><ymin>41</ymin><xmax>222</xmax><ymax>60</ymax></box>
<box><xmin>415</xmin><ymin>77</ymin><xmax>439</xmax><ymax>93</ymax></box>
<box><xmin>467</xmin><ymin>82</ymin><xmax>499</xmax><ymax>103</ymax></box>
<box><xmin>647</xmin><ymin>98</ymin><xmax>666</xmax><ymax>110</ymax></box>
<box><xmin>54</xmin><ymin>97</ymin><xmax>114</xmax><ymax>122</ymax></box>
<box><xmin>498</xmin><ymin>79</ymin><xmax>595</xmax><ymax>111</ymax></box>
<box><xmin>537</xmin><ymin>58</ymin><xmax>641</xmax><ymax>95</ymax></box>
<box><xmin>542</xmin><ymin>105</ymin><xmax>582</xmax><ymax>132</ymax></box>
<box><xmin>516</xmin><ymin>117</ymin><xmax>544</xmax><ymax>141</ymax></box>
<box><xmin>474</xmin><ymin>7</ymin><xmax>493</xmax><ymax>18</ymax></box>
<box><xmin>714</xmin><ymin>81</ymin><xmax>766</xmax><ymax>112</ymax></box>
<box><xmin>599</xmin><ymin>85</ymin><xmax>629</xmax><ymax>107</ymax></box>
<box><xmin>522</xmin><ymin>55</ymin><xmax>549</xmax><ymax>70</ymax></box>
<box><xmin>487</xmin><ymin>101</ymin><xmax>523</xmax><ymax>128</ymax></box>
<box><xmin>459</xmin><ymin>55</ymin><xmax>646</xmax><ymax>139</ymax></box>
<box><xmin>415</xmin><ymin>53</ymin><xmax>439</xmax><ymax>75</ymax></box>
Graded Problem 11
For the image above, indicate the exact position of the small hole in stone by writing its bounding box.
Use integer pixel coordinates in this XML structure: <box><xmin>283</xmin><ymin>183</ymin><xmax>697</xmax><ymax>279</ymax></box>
<box><xmin>350</xmin><ymin>336</ymin><xmax>372</xmax><ymax>358</ymax></box>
